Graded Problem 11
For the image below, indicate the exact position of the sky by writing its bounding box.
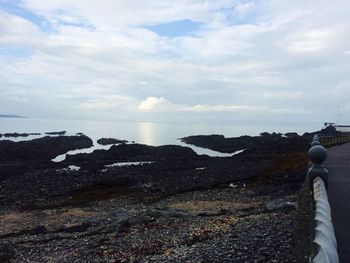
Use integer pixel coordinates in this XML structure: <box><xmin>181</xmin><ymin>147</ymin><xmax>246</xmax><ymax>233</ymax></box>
<box><xmin>0</xmin><ymin>0</ymin><xmax>349</xmax><ymax>125</ymax></box>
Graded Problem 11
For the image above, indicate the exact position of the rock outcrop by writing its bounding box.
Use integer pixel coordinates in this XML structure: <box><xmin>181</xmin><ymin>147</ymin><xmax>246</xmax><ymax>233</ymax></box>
<box><xmin>97</xmin><ymin>138</ymin><xmax>128</xmax><ymax>145</ymax></box>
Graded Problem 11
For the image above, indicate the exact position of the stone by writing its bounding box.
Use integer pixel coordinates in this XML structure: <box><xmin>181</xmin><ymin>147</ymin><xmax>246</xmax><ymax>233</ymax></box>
<box><xmin>266</xmin><ymin>199</ymin><xmax>296</xmax><ymax>211</ymax></box>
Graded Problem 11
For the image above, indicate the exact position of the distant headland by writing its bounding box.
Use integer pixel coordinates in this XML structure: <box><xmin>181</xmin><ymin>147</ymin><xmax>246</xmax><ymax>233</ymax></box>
<box><xmin>0</xmin><ymin>114</ymin><xmax>27</xmax><ymax>118</ymax></box>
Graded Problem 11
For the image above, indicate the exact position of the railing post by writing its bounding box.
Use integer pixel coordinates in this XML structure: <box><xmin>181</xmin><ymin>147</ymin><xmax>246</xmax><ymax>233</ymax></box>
<box><xmin>308</xmin><ymin>135</ymin><xmax>328</xmax><ymax>189</ymax></box>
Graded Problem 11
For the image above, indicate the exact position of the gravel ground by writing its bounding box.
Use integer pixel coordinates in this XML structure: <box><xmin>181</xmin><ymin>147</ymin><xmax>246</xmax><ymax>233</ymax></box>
<box><xmin>0</xmin><ymin>183</ymin><xmax>309</xmax><ymax>263</ymax></box>
<box><xmin>143</xmin><ymin>211</ymin><xmax>296</xmax><ymax>263</ymax></box>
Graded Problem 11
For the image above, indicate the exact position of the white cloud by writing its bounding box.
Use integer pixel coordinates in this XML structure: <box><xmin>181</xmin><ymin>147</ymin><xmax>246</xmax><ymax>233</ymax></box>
<box><xmin>138</xmin><ymin>97</ymin><xmax>174</xmax><ymax>111</ymax></box>
<box><xmin>283</xmin><ymin>29</ymin><xmax>334</xmax><ymax>53</ymax></box>
<box><xmin>137</xmin><ymin>97</ymin><xmax>311</xmax><ymax>115</ymax></box>
<box><xmin>183</xmin><ymin>104</ymin><xmax>268</xmax><ymax>112</ymax></box>
<box><xmin>234</xmin><ymin>2</ymin><xmax>255</xmax><ymax>17</ymax></box>
<box><xmin>242</xmin><ymin>90</ymin><xmax>305</xmax><ymax>100</ymax></box>
<box><xmin>0</xmin><ymin>10</ymin><xmax>45</xmax><ymax>47</ymax></box>
<box><xmin>20</xmin><ymin>0</ymin><xmax>236</xmax><ymax>26</ymax></box>
<box><xmin>78</xmin><ymin>95</ymin><xmax>136</xmax><ymax>110</ymax></box>
<box><xmin>1</xmin><ymin>0</ymin><xmax>350</xmax><ymax>123</ymax></box>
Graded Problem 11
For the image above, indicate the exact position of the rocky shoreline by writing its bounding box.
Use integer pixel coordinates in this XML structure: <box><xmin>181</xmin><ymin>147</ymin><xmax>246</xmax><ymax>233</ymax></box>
<box><xmin>0</xmin><ymin>131</ymin><xmax>320</xmax><ymax>262</ymax></box>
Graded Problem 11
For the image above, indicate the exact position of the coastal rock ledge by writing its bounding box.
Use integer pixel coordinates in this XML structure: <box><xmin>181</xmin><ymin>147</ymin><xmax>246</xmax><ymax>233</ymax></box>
<box><xmin>0</xmin><ymin>132</ymin><xmax>317</xmax><ymax>262</ymax></box>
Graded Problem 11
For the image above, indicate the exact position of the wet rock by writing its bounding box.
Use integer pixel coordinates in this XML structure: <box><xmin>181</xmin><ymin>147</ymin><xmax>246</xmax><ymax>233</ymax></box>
<box><xmin>3</xmin><ymin>132</ymin><xmax>41</xmax><ymax>137</ymax></box>
<box><xmin>116</xmin><ymin>219</ymin><xmax>131</xmax><ymax>233</ymax></box>
<box><xmin>60</xmin><ymin>222</ymin><xmax>91</xmax><ymax>233</ymax></box>
<box><xmin>97</xmin><ymin>138</ymin><xmax>128</xmax><ymax>145</ymax></box>
<box><xmin>265</xmin><ymin>199</ymin><xmax>297</xmax><ymax>211</ymax></box>
<box><xmin>0</xmin><ymin>135</ymin><xmax>93</xmax><ymax>162</ymax></box>
<box><xmin>45</xmin><ymin>131</ymin><xmax>66</xmax><ymax>135</ymax></box>
<box><xmin>0</xmin><ymin>225</ymin><xmax>48</xmax><ymax>239</ymax></box>
<box><xmin>64</xmin><ymin>143</ymin><xmax>198</xmax><ymax>170</ymax></box>
<box><xmin>0</xmin><ymin>131</ymin><xmax>313</xmax><ymax>262</ymax></box>
<box><xmin>181</xmin><ymin>133</ymin><xmax>309</xmax><ymax>154</ymax></box>
<box><xmin>285</xmin><ymin>132</ymin><xmax>299</xmax><ymax>138</ymax></box>
<box><xmin>302</xmin><ymin>125</ymin><xmax>347</xmax><ymax>139</ymax></box>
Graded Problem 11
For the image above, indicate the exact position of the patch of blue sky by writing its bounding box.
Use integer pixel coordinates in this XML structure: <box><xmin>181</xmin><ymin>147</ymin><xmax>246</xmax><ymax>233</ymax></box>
<box><xmin>51</xmin><ymin>9</ymin><xmax>95</xmax><ymax>30</ymax></box>
<box><xmin>144</xmin><ymin>19</ymin><xmax>203</xmax><ymax>38</ymax></box>
<box><xmin>219</xmin><ymin>1</ymin><xmax>261</xmax><ymax>26</ymax></box>
<box><xmin>0</xmin><ymin>0</ymin><xmax>52</xmax><ymax>32</ymax></box>
<box><xmin>0</xmin><ymin>46</ymin><xmax>33</xmax><ymax>58</ymax></box>
<box><xmin>0</xmin><ymin>2</ymin><xmax>94</xmax><ymax>33</ymax></box>
<box><xmin>56</xmin><ymin>19</ymin><xmax>94</xmax><ymax>29</ymax></box>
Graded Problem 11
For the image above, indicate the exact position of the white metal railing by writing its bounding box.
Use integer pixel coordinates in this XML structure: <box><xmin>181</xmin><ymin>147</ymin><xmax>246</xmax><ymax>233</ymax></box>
<box><xmin>312</xmin><ymin>177</ymin><xmax>338</xmax><ymax>263</ymax></box>
<box><xmin>308</xmin><ymin>135</ymin><xmax>339</xmax><ymax>263</ymax></box>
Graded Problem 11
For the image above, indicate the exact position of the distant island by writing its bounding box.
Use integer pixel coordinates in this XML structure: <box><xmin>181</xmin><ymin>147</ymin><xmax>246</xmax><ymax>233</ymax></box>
<box><xmin>0</xmin><ymin>114</ymin><xmax>27</xmax><ymax>118</ymax></box>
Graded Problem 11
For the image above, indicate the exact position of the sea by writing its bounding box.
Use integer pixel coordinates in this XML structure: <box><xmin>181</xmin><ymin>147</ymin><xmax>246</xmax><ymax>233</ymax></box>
<box><xmin>0</xmin><ymin>117</ymin><xmax>322</xmax><ymax>159</ymax></box>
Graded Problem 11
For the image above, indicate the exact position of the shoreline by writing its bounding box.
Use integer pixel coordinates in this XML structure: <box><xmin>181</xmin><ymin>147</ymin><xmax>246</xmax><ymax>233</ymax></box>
<box><xmin>0</xmin><ymin>129</ymin><xmax>338</xmax><ymax>261</ymax></box>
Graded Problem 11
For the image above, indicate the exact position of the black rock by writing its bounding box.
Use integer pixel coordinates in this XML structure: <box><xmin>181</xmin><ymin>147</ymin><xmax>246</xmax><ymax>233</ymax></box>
<box><xmin>260</xmin><ymin>132</ymin><xmax>282</xmax><ymax>138</ymax></box>
<box><xmin>0</xmin><ymin>135</ymin><xmax>93</xmax><ymax>162</ymax></box>
<box><xmin>265</xmin><ymin>199</ymin><xmax>297</xmax><ymax>211</ymax></box>
<box><xmin>97</xmin><ymin>138</ymin><xmax>128</xmax><ymax>145</ymax></box>
<box><xmin>65</xmin><ymin>143</ymin><xmax>198</xmax><ymax>169</ymax></box>
<box><xmin>61</xmin><ymin>222</ymin><xmax>91</xmax><ymax>233</ymax></box>
<box><xmin>45</xmin><ymin>131</ymin><xmax>67</xmax><ymax>135</ymax></box>
<box><xmin>181</xmin><ymin>133</ymin><xmax>309</xmax><ymax>154</ymax></box>
<box><xmin>116</xmin><ymin>219</ymin><xmax>131</xmax><ymax>233</ymax></box>
<box><xmin>3</xmin><ymin>132</ymin><xmax>41</xmax><ymax>137</ymax></box>
<box><xmin>302</xmin><ymin>125</ymin><xmax>345</xmax><ymax>138</ymax></box>
<box><xmin>284</xmin><ymin>132</ymin><xmax>299</xmax><ymax>138</ymax></box>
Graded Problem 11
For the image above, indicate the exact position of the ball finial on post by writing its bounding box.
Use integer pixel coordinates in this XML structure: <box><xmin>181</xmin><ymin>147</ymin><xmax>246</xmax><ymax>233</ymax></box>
<box><xmin>308</xmin><ymin>144</ymin><xmax>328</xmax><ymax>189</ymax></box>
<box><xmin>308</xmin><ymin>145</ymin><xmax>328</xmax><ymax>165</ymax></box>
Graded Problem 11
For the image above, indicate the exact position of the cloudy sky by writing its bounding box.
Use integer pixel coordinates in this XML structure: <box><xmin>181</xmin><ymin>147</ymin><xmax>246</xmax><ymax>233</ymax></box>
<box><xmin>0</xmin><ymin>0</ymin><xmax>349</xmax><ymax>124</ymax></box>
